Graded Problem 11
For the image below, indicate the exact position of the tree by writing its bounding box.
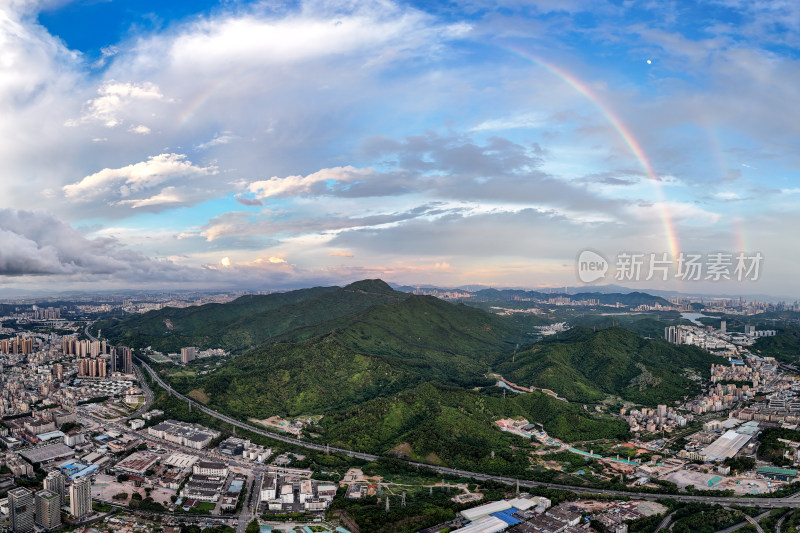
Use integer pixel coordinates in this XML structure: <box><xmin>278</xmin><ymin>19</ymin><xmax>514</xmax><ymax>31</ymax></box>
<box><xmin>245</xmin><ymin>519</ymin><xmax>260</xmax><ymax>533</ymax></box>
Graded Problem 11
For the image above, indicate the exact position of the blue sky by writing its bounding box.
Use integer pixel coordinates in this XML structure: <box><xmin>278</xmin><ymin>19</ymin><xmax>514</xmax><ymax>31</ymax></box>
<box><xmin>1</xmin><ymin>0</ymin><xmax>799</xmax><ymax>295</ymax></box>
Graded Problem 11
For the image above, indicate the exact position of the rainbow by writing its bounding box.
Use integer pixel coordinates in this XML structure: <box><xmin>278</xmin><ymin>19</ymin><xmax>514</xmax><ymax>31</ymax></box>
<box><xmin>501</xmin><ymin>46</ymin><xmax>681</xmax><ymax>260</ymax></box>
<box><xmin>176</xmin><ymin>67</ymin><xmax>248</xmax><ymax>129</ymax></box>
<box><xmin>703</xmin><ymin>122</ymin><xmax>750</xmax><ymax>253</ymax></box>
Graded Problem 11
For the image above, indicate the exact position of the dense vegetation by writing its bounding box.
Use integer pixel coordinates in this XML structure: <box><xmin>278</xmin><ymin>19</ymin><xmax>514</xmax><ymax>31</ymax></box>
<box><xmin>172</xmin><ymin>286</ymin><xmax>526</xmax><ymax>416</ymax></box>
<box><xmin>126</xmin><ymin>279</ymin><xmax>729</xmax><ymax>474</ymax></box>
<box><xmin>752</xmin><ymin>326</ymin><xmax>800</xmax><ymax>363</ymax></box>
<box><xmin>670</xmin><ymin>503</ymin><xmax>750</xmax><ymax>533</ymax></box>
<box><xmin>94</xmin><ymin>280</ymin><xmax>408</xmax><ymax>353</ymax></box>
<box><xmin>496</xmin><ymin>326</ymin><xmax>726</xmax><ymax>404</ymax></box>
<box><xmin>780</xmin><ymin>508</ymin><xmax>800</xmax><ymax>533</ymax></box>
<box><xmin>757</xmin><ymin>427</ymin><xmax>800</xmax><ymax>467</ymax></box>
<box><xmin>723</xmin><ymin>456</ymin><xmax>756</xmax><ymax>474</ymax></box>
<box><xmin>318</xmin><ymin>382</ymin><xmax>628</xmax><ymax>469</ymax></box>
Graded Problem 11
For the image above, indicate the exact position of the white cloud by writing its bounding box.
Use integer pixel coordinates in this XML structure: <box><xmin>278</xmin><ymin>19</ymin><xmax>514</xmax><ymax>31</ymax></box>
<box><xmin>73</xmin><ymin>81</ymin><xmax>165</xmax><ymax>128</ymax></box>
<box><xmin>195</xmin><ymin>132</ymin><xmax>236</xmax><ymax>150</ymax></box>
<box><xmin>0</xmin><ymin>0</ymin><xmax>798</xmax><ymax>294</ymax></box>
<box><xmin>63</xmin><ymin>153</ymin><xmax>217</xmax><ymax>204</ymax></box>
<box><xmin>248</xmin><ymin>166</ymin><xmax>376</xmax><ymax>200</ymax></box>
<box><xmin>129</xmin><ymin>124</ymin><xmax>151</xmax><ymax>134</ymax></box>
<box><xmin>116</xmin><ymin>186</ymin><xmax>186</xmax><ymax>208</ymax></box>
<box><xmin>630</xmin><ymin>201</ymin><xmax>722</xmax><ymax>225</ymax></box>
<box><xmin>714</xmin><ymin>191</ymin><xmax>742</xmax><ymax>201</ymax></box>
<box><xmin>0</xmin><ymin>208</ymin><xmax>190</xmax><ymax>280</ymax></box>
<box><xmin>471</xmin><ymin>112</ymin><xmax>547</xmax><ymax>131</ymax></box>
<box><xmin>157</xmin><ymin>4</ymin><xmax>452</xmax><ymax>72</ymax></box>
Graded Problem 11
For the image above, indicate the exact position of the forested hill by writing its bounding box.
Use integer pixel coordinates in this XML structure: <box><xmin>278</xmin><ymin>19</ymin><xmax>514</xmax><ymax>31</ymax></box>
<box><xmin>93</xmin><ymin>279</ymin><xmax>409</xmax><ymax>354</ymax></box>
<box><xmin>99</xmin><ymin>278</ymin><xmax>728</xmax><ymax>466</ymax></box>
<box><xmin>495</xmin><ymin>326</ymin><xmax>727</xmax><ymax>405</ymax></box>
<box><xmin>171</xmin><ymin>291</ymin><xmax>528</xmax><ymax>417</ymax></box>
<box><xmin>317</xmin><ymin>382</ymin><xmax>629</xmax><ymax>469</ymax></box>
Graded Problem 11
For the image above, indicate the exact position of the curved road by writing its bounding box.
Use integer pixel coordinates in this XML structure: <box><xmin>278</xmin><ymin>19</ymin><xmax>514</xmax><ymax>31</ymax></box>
<box><xmin>139</xmin><ymin>360</ymin><xmax>800</xmax><ymax>508</ymax></box>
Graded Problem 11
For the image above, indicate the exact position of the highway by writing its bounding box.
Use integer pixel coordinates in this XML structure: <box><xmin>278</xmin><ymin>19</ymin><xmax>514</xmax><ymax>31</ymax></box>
<box><xmin>745</xmin><ymin>512</ymin><xmax>768</xmax><ymax>533</ymax></box>
<box><xmin>139</xmin><ymin>360</ymin><xmax>800</xmax><ymax>509</ymax></box>
<box><xmin>777</xmin><ymin>511</ymin><xmax>789</xmax><ymax>533</ymax></box>
<box><xmin>718</xmin><ymin>510</ymin><xmax>772</xmax><ymax>533</ymax></box>
<box><xmin>140</xmin><ymin>359</ymin><xmax>379</xmax><ymax>461</ymax></box>
<box><xmin>85</xmin><ymin>322</ymin><xmax>99</xmax><ymax>342</ymax></box>
<box><xmin>654</xmin><ymin>510</ymin><xmax>675</xmax><ymax>532</ymax></box>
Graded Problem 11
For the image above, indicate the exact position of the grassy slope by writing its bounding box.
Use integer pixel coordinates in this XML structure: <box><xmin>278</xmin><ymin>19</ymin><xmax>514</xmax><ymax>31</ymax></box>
<box><xmin>496</xmin><ymin>326</ymin><xmax>726</xmax><ymax>405</ymax></box>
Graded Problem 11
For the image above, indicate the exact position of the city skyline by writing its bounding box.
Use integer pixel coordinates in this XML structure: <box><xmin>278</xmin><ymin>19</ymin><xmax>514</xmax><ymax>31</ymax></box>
<box><xmin>1</xmin><ymin>1</ymin><xmax>798</xmax><ymax>295</ymax></box>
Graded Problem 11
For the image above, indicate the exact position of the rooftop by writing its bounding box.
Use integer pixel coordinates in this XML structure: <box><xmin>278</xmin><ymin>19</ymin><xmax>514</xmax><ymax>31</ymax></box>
<box><xmin>19</xmin><ymin>443</ymin><xmax>75</xmax><ymax>464</ymax></box>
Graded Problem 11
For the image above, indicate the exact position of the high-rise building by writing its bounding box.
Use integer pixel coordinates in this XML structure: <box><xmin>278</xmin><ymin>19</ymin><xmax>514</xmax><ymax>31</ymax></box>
<box><xmin>44</xmin><ymin>471</ymin><xmax>66</xmax><ymax>507</ymax></box>
<box><xmin>665</xmin><ymin>326</ymin><xmax>676</xmax><ymax>344</ymax></box>
<box><xmin>69</xmin><ymin>477</ymin><xmax>92</xmax><ymax>518</ymax></box>
<box><xmin>9</xmin><ymin>487</ymin><xmax>35</xmax><ymax>533</ymax></box>
<box><xmin>79</xmin><ymin>357</ymin><xmax>107</xmax><ymax>378</ymax></box>
<box><xmin>719</xmin><ymin>320</ymin><xmax>726</xmax><ymax>333</ymax></box>
<box><xmin>664</xmin><ymin>326</ymin><xmax>687</xmax><ymax>345</ymax></box>
<box><xmin>114</xmin><ymin>346</ymin><xmax>132</xmax><ymax>374</ymax></box>
<box><xmin>53</xmin><ymin>363</ymin><xmax>64</xmax><ymax>381</ymax></box>
<box><xmin>62</xmin><ymin>336</ymin><xmax>77</xmax><ymax>356</ymax></box>
<box><xmin>35</xmin><ymin>489</ymin><xmax>61</xmax><ymax>530</ymax></box>
<box><xmin>181</xmin><ymin>347</ymin><xmax>196</xmax><ymax>364</ymax></box>
<box><xmin>89</xmin><ymin>340</ymin><xmax>103</xmax><ymax>357</ymax></box>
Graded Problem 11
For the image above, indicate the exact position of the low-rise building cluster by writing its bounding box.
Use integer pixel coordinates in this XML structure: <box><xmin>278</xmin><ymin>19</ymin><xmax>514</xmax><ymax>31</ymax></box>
<box><xmin>260</xmin><ymin>470</ymin><xmax>337</xmax><ymax>513</ymax></box>
<box><xmin>622</xmin><ymin>404</ymin><xmax>689</xmax><ymax>433</ymax></box>
<box><xmin>218</xmin><ymin>436</ymin><xmax>272</xmax><ymax>462</ymax></box>
<box><xmin>147</xmin><ymin>419</ymin><xmax>221</xmax><ymax>449</ymax></box>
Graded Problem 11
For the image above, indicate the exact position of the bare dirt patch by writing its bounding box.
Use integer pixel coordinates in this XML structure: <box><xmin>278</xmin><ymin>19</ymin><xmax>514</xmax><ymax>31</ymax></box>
<box><xmin>388</xmin><ymin>443</ymin><xmax>413</xmax><ymax>458</ymax></box>
<box><xmin>188</xmin><ymin>389</ymin><xmax>210</xmax><ymax>404</ymax></box>
<box><xmin>425</xmin><ymin>453</ymin><xmax>443</xmax><ymax>464</ymax></box>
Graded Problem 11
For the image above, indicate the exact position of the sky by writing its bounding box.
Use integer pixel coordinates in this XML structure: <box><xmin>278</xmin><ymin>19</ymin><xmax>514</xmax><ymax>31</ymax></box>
<box><xmin>1</xmin><ymin>0</ymin><xmax>799</xmax><ymax>296</ymax></box>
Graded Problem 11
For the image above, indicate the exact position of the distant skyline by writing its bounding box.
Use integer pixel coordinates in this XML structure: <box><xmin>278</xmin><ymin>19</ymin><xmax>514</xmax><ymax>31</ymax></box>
<box><xmin>2</xmin><ymin>0</ymin><xmax>799</xmax><ymax>296</ymax></box>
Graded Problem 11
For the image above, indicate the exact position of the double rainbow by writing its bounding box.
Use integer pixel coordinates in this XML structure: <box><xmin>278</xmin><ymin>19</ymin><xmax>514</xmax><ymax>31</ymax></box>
<box><xmin>503</xmin><ymin>46</ymin><xmax>681</xmax><ymax>260</ymax></box>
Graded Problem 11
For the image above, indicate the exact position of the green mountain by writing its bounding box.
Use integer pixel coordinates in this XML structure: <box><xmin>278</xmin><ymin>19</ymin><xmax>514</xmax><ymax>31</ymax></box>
<box><xmin>171</xmin><ymin>290</ymin><xmax>526</xmax><ymax>417</ymax></box>
<box><xmin>495</xmin><ymin>326</ymin><xmax>725</xmax><ymax>405</ymax></box>
<box><xmin>109</xmin><ymin>278</ymin><xmax>727</xmax><ymax>471</ymax></box>
<box><xmin>318</xmin><ymin>382</ymin><xmax>629</xmax><ymax>471</ymax></box>
<box><xmin>94</xmin><ymin>279</ymin><xmax>408</xmax><ymax>354</ymax></box>
<box><xmin>470</xmin><ymin>288</ymin><xmax>671</xmax><ymax>307</ymax></box>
